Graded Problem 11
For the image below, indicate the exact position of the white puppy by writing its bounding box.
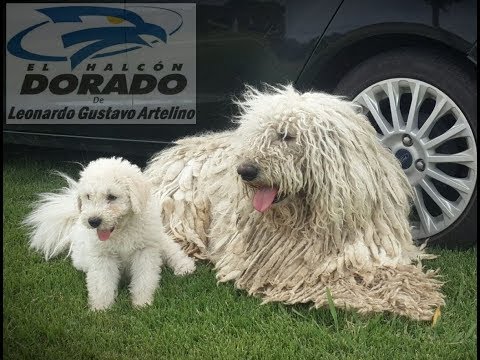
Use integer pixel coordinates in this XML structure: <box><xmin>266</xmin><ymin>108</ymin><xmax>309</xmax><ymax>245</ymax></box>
<box><xmin>24</xmin><ymin>157</ymin><xmax>195</xmax><ymax>310</ymax></box>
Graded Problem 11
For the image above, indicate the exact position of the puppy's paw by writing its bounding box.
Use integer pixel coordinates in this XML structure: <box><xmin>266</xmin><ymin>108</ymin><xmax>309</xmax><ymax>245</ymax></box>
<box><xmin>131</xmin><ymin>294</ymin><xmax>154</xmax><ymax>308</ymax></box>
<box><xmin>173</xmin><ymin>257</ymin><xmax>196</xmax><ymax>276</ymax></box>
<box><xmin>89</xmin><ymin>299</ymin><xmax>114</xmax><ymax>311</ymax></box>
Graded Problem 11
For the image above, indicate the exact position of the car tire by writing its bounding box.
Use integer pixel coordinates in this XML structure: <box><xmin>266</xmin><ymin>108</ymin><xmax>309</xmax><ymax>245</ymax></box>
<box><xmin>334</xmin><ymin>47</ymin><xmax>477</xmax><ymax>248</ymax></box>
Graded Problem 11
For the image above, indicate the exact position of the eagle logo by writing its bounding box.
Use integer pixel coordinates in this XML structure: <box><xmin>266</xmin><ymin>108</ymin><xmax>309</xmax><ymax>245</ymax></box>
<box><xmin>7</xmin><ymin>6</ymin><xmax>182</xmax><ymax>70</ymax></box>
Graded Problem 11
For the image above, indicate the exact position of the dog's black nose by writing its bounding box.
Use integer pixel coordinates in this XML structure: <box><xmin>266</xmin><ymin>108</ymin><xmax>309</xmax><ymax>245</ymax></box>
<box><xmin>88</xmin><ymin>217</ymin><xmax>102</xmax><ymax>228</ymax></box>
<box><xmin>237</xmin><ymin>163</ymin><xmax>259</xmax><ymax>181</ymax></box>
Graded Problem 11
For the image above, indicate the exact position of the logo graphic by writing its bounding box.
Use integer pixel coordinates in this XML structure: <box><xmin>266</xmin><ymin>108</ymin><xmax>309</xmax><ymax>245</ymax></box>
<box><xmin>7</xmin><ymin>6</ymin><xmax>183</xmax><ymax>69</ymax></box>
<box><xmin>395</xmin><ymin>149</ymin><xmax>413</xmax><ymax>170</ymax></box>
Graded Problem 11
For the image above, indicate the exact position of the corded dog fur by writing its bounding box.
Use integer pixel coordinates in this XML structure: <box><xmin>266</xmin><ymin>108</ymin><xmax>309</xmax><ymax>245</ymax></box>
<box><xmin>24</xmin><ymin>157</ymin><xmax>195</xmax><ymax>310</ymax></box>
<box><xmin>145</xmin><ymin>85</ymin><xmax>444</xmax><ymax>321</ymax></box>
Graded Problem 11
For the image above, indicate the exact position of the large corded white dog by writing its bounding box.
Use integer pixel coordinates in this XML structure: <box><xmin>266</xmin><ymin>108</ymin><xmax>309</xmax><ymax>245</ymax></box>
<box><xmin>24</xmin><ymin>157</ymin><xmax>195</xmax><ymax>310</ymax></box>
<box><xmin>145</xmin><ymin>85</ymin><xmax>444</xmax><ymax>320</ymax></box>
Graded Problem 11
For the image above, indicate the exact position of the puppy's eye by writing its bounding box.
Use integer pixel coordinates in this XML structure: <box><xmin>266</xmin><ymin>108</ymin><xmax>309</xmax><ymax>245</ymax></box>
<box><xmin>86</xmin><ymin>194</ymin><xmax>90</xmax><ymax>200</ymax></box>
<box><xmin>107</xmin><ymin>194</ymin><xmax>117</xmax><ymax>201</ymax></box>
<box><xmin>279</xmin><ymin>132</ymin><xmax>295</xmax><ymax>141</ymax></box>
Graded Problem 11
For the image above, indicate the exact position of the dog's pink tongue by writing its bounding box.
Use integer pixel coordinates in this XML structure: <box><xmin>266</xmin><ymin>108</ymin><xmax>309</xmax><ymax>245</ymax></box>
<box><xmin>97</xmin><ymin>229</ymin><xmax>112</xmax><ymax>241</ymax></box>
<box><xmin>253</xmin><ymin>188</ymin><xmax>278</xmax><ymax>212</ymax></box>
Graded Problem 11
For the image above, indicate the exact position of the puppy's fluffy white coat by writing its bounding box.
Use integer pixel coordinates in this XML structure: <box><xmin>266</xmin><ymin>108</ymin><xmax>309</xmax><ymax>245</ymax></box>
<box><xmin>24</xmin><ymin>157</ymin><xmax>195</xmax><ymax>310</ymax></box>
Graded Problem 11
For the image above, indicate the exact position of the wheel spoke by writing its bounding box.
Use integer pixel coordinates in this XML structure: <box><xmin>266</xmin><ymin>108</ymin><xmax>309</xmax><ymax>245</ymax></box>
<box><xmin>428</xmin><ymin>151</ymin><xmax>476</xmax><ymax>167</ymax></box>
<box><xmin>359</xmin><ymin>92</ymin><xmax>392</xmax><ymax>136</ymax></box>
<box><xmin>419</xmin><ymin>179</ymin><xmax>461</xmax><ymax>219</ymax></box>
<box><xmin>425</xmin><ymin>167</ymin><xmax>471</xmax><ymax>194</ymax></box>
<box><xmin>405</xmin><ymin>82</ymin><xmax>427</xmax><ymax>132</ymax></box>
<box><xmin>385</xmin><ymin>81</ymin><xmax>403</xmax><ymax>130</ymax></box>
<box><xmin>412</xmin><ymin>185</ymin><xmax>438</xmax><ymax>234</ymax></box>
<box><xmin>375</xmin><ymin>133</ymin><xmax>385</xmax><ymax>142</ymax></box>
<box><xmin>416</xmin><ymin>96</ymin><xmax>450</xmax><ymax>139</ymax></box>
<box><xmin>423</xmin><ymin>123</ymin><xmax>467</xmax><ymax>149</ymax></box>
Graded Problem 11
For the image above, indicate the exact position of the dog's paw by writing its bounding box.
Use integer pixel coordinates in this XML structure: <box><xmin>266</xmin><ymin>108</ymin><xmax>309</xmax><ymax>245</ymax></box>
<box><xmin>89</xmin><ymin>300</ymin><xmax>114</xmax><ymax>311</ymax></box>
<box><xmin>131</xmin><ymin>295</ymin><xmax>154</xmax><ymax>308</ymax></box>
<box><xmin>88</xmin><ymin>289</ymin><xmax>116</xmax><ymax>311</ymax></box>
<box><xmin>173</xmin><ymin>257</ymin><xmax>196</xmax><ymax>276</ymax></box>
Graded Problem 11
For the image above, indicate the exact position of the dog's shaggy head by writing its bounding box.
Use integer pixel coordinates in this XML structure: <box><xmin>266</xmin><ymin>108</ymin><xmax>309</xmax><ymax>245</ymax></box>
<box><xmin>76</xmin><ymin>157</ymin><xmax>150</xmax><ymax>241</ymax></box>
<box><xmin>233</xmin><ymin>85</ymin><xmax>411</xmax><ymax>227</ymax></box>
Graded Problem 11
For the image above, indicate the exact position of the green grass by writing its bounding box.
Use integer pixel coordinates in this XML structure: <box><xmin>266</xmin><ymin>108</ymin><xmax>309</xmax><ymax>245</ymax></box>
<box><xmin>3</xmin><ymin>146</ymin><xmax>477</xmax><ymax>360</ymax></box>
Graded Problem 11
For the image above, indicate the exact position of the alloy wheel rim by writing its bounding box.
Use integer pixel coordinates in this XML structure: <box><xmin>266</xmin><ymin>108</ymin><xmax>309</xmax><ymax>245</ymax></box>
<box><xmin>353</xmin><ymin>78</ymin><xmax>477</xmax><ymax>240</ymax></box>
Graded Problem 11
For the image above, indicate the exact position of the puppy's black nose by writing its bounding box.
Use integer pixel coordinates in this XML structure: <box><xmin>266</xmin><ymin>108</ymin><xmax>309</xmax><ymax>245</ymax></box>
<box><xmin>88</xmin><ymin>217</ymin><xmax>102</xmax><ymax>228</ymax></box>
<box><xmin>237</xmin><ymin>163</ymin><xmax>259</xmax><ymax>181</ymax></box>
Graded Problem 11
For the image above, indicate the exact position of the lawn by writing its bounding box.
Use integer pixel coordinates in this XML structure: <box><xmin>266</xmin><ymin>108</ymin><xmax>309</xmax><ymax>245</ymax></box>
<box><xmin>3</xmin><ymin>145</ymin><xmax>477</xmax><ymax>360</ymax></box>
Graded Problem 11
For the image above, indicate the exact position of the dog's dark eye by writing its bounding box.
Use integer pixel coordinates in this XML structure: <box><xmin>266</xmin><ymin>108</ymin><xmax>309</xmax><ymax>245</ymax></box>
<box><xmin>279</xmin><ymin>132</ymin><xmax>295</xmax><ymax>141</ymax></box>
<box><xmin>86</xmin><ymin>194</ymin><xmax>90</xmax><ymax>200</ymax></box>
<box><xmin>107</xmin><ymin>194</ymin><xmax>117</xmax><ymax>201</ymax></box>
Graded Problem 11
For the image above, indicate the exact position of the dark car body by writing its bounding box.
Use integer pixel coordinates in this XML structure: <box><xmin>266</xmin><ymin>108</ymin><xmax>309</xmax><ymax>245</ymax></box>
<box><xmin>3</xmin><ymin>0</ymin><xmax>477</xmax><ymax>155</ymax></box>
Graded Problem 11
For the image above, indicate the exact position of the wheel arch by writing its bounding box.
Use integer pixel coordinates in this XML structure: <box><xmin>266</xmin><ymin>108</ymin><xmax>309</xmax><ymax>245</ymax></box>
<box><xmin>297</xmin><ymin>27</ymin><xmax>477</xmax><ymax>93</ymax></box>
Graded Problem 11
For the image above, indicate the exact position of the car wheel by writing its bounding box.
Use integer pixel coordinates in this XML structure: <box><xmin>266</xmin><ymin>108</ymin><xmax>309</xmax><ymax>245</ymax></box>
<box><xmin>334</xmin><ymin>48</ymin><xmax>477</xmax><ymax>248</ymax></box>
